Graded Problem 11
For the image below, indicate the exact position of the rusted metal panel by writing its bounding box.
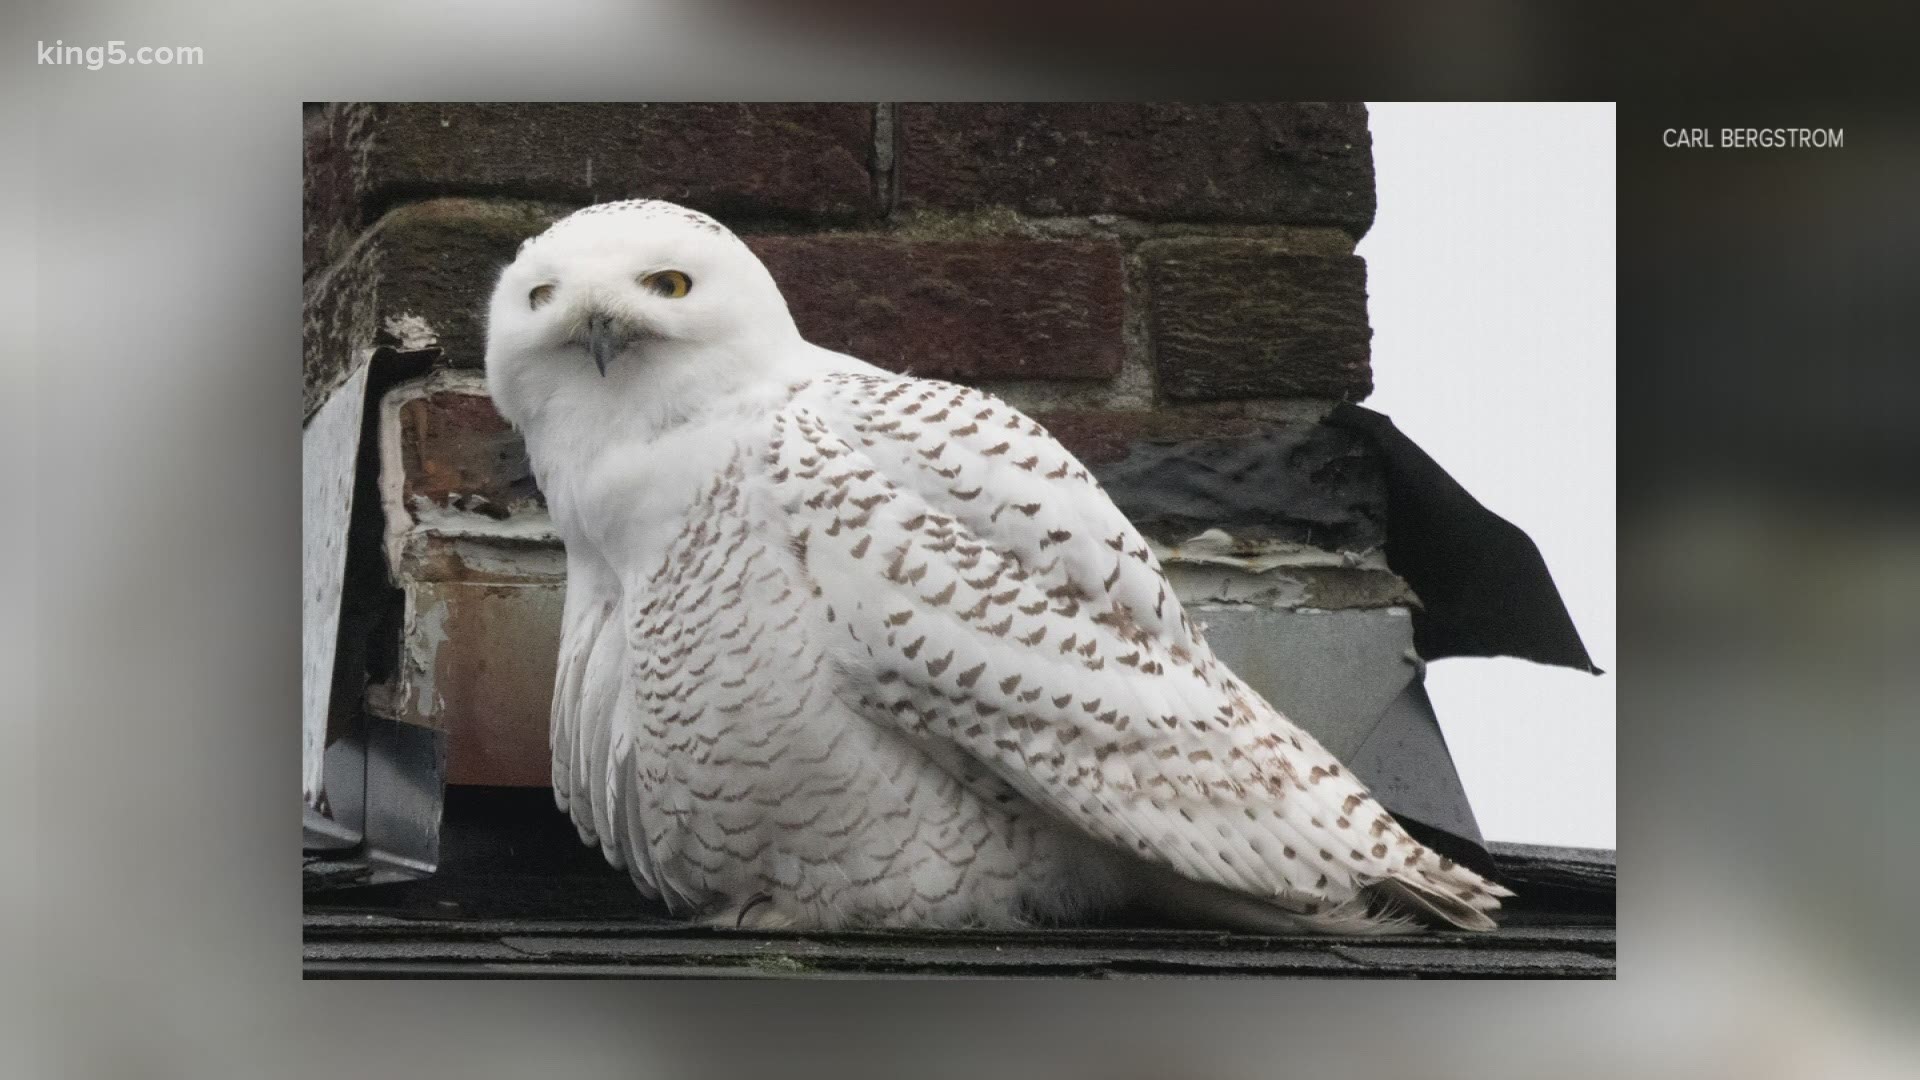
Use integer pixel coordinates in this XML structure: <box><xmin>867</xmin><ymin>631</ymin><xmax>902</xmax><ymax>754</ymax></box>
<box><xmin>378</xmin><ymin>371</ymin><xmax>566</xmax><ymax>786</ymax></box>
<box><xmin>395</xmin><ymin>580</ymin><xmax>563</xmax><ymax>786</ymax></box>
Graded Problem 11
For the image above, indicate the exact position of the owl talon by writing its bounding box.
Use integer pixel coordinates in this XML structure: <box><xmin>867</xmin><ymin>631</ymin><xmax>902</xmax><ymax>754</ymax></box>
<box><xmin>717</xmin><ymin>893</ymin><xmax>797</xmax><ymax>930</ymax></box>
<box><xmin>737</xmin><ymin>892</ymin><xmax>773</xmax><ymax>927</ymax></box>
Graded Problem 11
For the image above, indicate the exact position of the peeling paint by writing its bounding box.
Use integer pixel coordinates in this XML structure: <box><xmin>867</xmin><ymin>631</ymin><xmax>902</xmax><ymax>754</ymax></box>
<box><xmin>383</xmin><ymin>312</ymin><xmax>441</xmax><ymax>352</ymax></box>
<box><xmin>397</xmin><ymin>533</ymin><xmax>566</xmax><ymax>585</ymax></box>
<box><xmin>1154</xmin><ymin>527</ymin><xmax>1385</xmax><ymax>572</ymax></box>
<box><xmin>405</xmin><ymin>497</ymin><xmax>560</xmax><ymax>544</ymax></box>
<box><xmin>401</xmin><ymin>588</ymin><xmax>451</xmax><ymax>728</ymax></box>
<box><xmin>379</xmin><ymin>372</ymin><xmax>567</xmax><ymax>778</ymax></box>
<box><xmin>1165</xmin><ymin>565</ymin><xmax>1415</xmax><ymax>612</ymax></box>
<box><xmin>1157</xmin><ymin>531</ymin><xmax>1415</xmax><ymax>611</ymax></box>
<box><xmin>1163</xmin><ymin>563</ymin><xmax>1309</xmax><ymax>608</ymax></box>
<box><xmin>392</xmin><ymin>580</ymin><xmax>566</xmax><ymax>783</ymax></box>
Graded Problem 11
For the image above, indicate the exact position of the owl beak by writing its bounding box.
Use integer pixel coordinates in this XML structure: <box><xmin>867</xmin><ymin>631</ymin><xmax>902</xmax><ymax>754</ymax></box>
<box><xmin>584</xmin><ymin>311</ymin><xmax>633</xmax><ymax>377</ymax></box>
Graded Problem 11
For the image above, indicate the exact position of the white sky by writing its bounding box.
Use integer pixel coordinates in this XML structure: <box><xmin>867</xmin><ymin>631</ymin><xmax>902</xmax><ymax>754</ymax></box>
<box><xmin>1358</xmin><ymin>103</ymin><xmax>1616</xmax><ymax>848</ymax></box>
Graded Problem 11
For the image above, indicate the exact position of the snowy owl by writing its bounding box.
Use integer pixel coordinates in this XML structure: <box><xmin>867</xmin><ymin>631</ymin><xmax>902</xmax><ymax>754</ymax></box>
<box><xmin>484</xmin><ymin>199</ymin><xmax>1513</xmax><ymax>933</ymax></box>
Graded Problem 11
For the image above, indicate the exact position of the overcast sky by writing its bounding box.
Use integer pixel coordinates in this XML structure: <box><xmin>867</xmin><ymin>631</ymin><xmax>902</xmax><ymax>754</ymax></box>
<box><xmin>1358</xmin><ymin>103</ymin><xmax>1616</xmax><ymax>848</ymax></box>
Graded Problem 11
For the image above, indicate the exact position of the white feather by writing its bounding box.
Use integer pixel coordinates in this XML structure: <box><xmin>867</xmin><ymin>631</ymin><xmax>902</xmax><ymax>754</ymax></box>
<box><xmin>484</xmin><ymin>200</ymin><xmax>1511</xmax><ymax>931</ymax></box>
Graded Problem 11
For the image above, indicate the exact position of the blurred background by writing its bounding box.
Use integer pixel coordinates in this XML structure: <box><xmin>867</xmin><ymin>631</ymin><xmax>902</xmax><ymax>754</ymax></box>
<box><xmin>6</xmin><ymin>0</ymin><xmax>1916</xmax><ymax>1076</ymax></box>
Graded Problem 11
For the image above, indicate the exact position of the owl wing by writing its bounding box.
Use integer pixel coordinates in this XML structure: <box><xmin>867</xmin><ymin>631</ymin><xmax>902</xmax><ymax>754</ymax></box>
<box><xmin>550</xmin><ymin>551</ymin><xmax>668</xmax><ymax>906</ymax></box>
<box><xmin>772</xmin><ymin>372</ymin><xmax>1510</xmax><ymax>930</ymax></box>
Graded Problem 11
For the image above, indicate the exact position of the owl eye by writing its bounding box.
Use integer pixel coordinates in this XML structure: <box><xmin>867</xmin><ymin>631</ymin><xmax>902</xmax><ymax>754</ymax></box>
<box><xmin>528</xmin><ymin>284</ymin><xmax>556</xmax><ymax>309</ymax></box>
<box><xmin>640</xmin><ymin>270</ymin><xmax>692</xmax><ymax>299</ymax></box>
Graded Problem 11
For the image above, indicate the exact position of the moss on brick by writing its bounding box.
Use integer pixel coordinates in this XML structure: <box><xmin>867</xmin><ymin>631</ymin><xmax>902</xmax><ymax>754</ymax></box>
<box><xmin>373</xmin><ymin>198</ymin><xmax>568</xmax><ymax>367</ymax></box>
<box><xmin>302</xmin><ymin>237</ymin><xmax>380</xmax><ymax>418</ymax></box>
<box><xmin>898</xmin><ymin>103</ymin><xmax>1376</xmax><ymax>235</ymax></box>
<box><xmin>364</xmin><ymin>103</ymin><xmax>882</xmax><ymax>223</ymax></box>
<box><xmin>750</xmin><ymin>235</ymin><xmax>1127</xmax><ymax>380</ymax></box>
<box><xmin>1144</xmin><ymin>238</ymin><xmax>1372</xmax><ymax>402</ymax></box>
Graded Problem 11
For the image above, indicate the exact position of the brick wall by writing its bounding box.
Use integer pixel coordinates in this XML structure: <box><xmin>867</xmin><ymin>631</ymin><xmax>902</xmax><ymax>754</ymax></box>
<box><xmin>305</xmin><ymin>103</ymin><xmax>1374</xmax><ymax>415</ymax></box>
<box><xmin>304</xmin><ymin>103</ymin><xmax>1390</xmax><ymax>788</ymax></box>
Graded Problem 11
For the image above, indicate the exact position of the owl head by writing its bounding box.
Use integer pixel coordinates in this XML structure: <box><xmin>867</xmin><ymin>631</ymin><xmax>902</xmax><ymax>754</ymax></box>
<box><xmin>484</xmin><ymin>200</ymin><xmax>798</xmax><ymax>431</ymax></box>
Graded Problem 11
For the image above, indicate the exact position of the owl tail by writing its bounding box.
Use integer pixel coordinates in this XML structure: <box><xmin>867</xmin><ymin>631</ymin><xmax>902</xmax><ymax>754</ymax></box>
<box><xmin>1372</xmin><ymin>851</ymin><xmax>1515</xmax><ymax>932</ymax></box>
<box><xmin>1141</xmin><ymin>845</ymin><xmax>1515</xmax><ymax>935</ymax></box>
<box><xmin>1286</xmin><ymin>844</ymin><xmax>1515</xmax><ymax>934</ymax></box>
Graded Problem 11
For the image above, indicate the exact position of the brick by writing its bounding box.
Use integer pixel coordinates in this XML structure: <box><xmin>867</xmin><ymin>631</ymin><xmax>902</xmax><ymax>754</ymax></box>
<box><xmin>372</xmin><ymin>198</ymin><xmax>560</xmax><ymax>367</ymax></box>
<box><xmin>303</xmin><ymin>237</ymin><xmax>380</xmax><ymax>418</ymax></box>
<box><xmin>333</xmin><ymin>205</ymin><xmax>1131</xmax><ymax>381</ymax></box>
<box><xmin>1033</xmin><ymin>408</ymin><xmax>1271</xmax><ymax>466</ymax></box>
<box><xmin>749</xmin><ymin>235</ymin><xmax>1125</xmax><ymax>380</ymax></box>
<box><xmin>1034</xmin><ymin>411</ymin><xmax>1385</xmax><ymax>550</ymax></box>
<box><xmin>348</xmin><ymin>207</ymin><xmax>1127</xmax><ymax>378</ymax></box>
<box><xmin>303</xmin><ymin>102</ymin><xmax>374</xmax><ymax>281</ymax></box>
<box><xmin>898</xmin><ymin>103</ymin><xmax>1375</xmax><ymax>233</ymax></box>
<box><xmin>308</xmin><ymin>198</ymin><xmax>533</xmax><ymax>401</ymax></box>
<box><xmin>377</xmin><ymin>376</ymin><xmax>560</xmax><ymax>590</ymax></box>
<box><xmin>397</xmin><ymin>389</ymin><xmax>541</xmax><ymax>512</ymax></box>
<box><xmin>1144</xmin><ymin>239</ymin><xmax>1371</xmax><ymax>402</ymax></box>
<box><xmin>365</xmin><ymin>103</ymin><xmax>880</xmax><ymax>222</ymax></box>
